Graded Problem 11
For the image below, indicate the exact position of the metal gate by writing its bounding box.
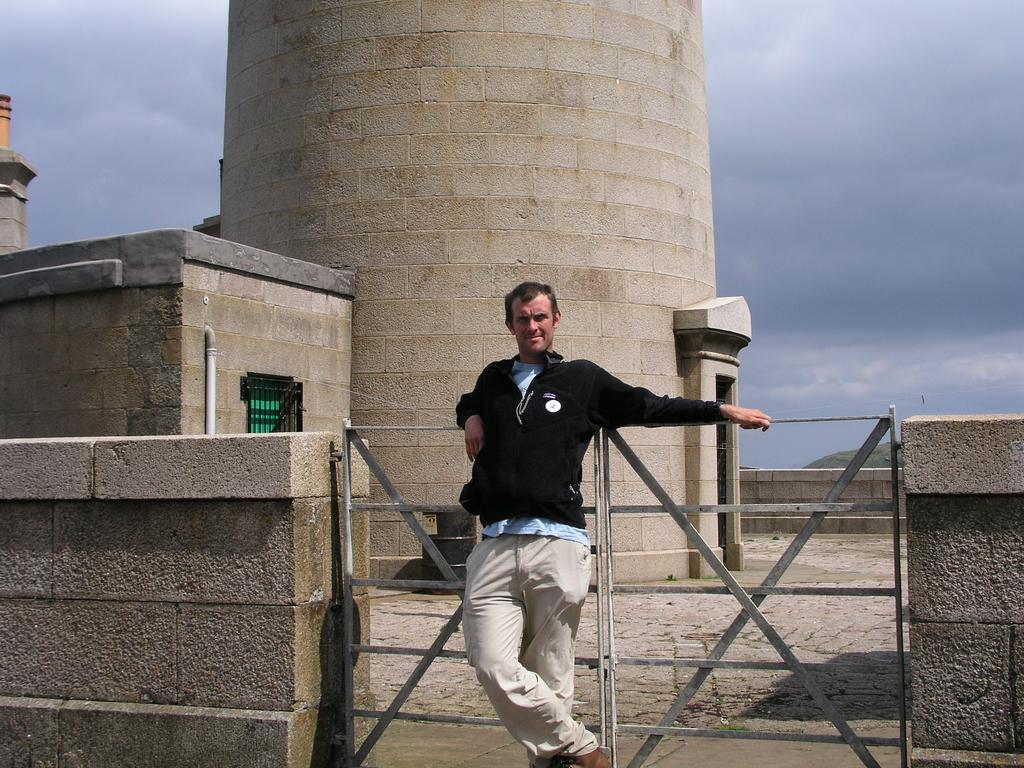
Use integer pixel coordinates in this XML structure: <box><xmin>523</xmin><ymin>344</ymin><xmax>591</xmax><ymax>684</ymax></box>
<box><xmin>335</xmin><ymin>409</ymin><xmax>907</xmax><ymax>768</ymax></box>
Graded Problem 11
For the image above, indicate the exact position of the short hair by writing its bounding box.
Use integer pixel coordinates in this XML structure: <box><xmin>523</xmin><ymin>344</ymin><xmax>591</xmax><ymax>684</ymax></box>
<box><xmin>504</xmin><ymin>282</ymin><xmax>559</xmax><ymax>324</ymax></box>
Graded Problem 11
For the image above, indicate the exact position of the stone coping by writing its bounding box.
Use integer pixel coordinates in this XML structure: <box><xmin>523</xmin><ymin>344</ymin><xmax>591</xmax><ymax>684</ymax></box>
<box><xmin>739</xmin><ymin>467</ymin><xmax>895</xmax><ymax>480</ymax></box>
<box><xmin>0</xmin><ymin>228</ymin><xmax>355</xmax><ymax>304</ymax></box>
<box><xmin>0</xmin><ymin>694</ymin><xmax>298</xmax><ymax>722</ymax></box>
<box><xmin>911</xmin><ymin>747</ymin><xmax>1024</xmax><ymax>767</ymax></box>
<box><xmin>0</xmin><ymin>432</ymin><xmax>341</xmax><ymax>500</ymax></box>
<box><xmin>0</xmin><ymin>695</ymin><xmax>314</xmax><ymax>768</ymax></box>
<box><xmin>902</xmin><ymin>414</ymin><xmax>1024</xmax><ymax>495</ymax></box>
<box><xmin>673</xmin><ymin>295</ymin><xmax>751</xmax><ymax>340</ymax></box>
<box><xmin>0</xmin><ymin>148</ymin><xmax>38</xmax><ymax>195</ymax></box>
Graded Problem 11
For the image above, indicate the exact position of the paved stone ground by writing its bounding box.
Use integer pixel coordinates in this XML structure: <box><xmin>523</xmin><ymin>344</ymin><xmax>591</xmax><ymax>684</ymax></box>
<box><xmin>359</xmin><ymin>534</ymin><xmax>907</xmax><ymax>767</ymax></box>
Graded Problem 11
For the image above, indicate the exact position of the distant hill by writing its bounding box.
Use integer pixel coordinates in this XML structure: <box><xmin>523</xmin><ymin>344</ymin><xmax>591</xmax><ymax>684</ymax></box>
<box><xmin>804</xmin><ymin>443</ymin><xmax>900</xmax><ymax>469</ymax></box>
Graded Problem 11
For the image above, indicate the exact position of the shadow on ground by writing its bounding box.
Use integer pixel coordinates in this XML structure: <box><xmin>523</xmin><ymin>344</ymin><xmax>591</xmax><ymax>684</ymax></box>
<box><xmin>737</xmin><ymin>650</ymin><xmax>910</xmax><ymax>722</ymax></box>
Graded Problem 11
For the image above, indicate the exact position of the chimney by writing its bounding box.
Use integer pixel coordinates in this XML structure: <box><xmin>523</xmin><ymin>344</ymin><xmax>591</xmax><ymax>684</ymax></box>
<box><xmin>0</xmin><ymin>94</ymin><xmax>38</xmax><ymax>253</ymax></box>
<box><xmin>0</xmin><ymin>94</ymin><xmax>11</xmax><ymax>148</ymax></box>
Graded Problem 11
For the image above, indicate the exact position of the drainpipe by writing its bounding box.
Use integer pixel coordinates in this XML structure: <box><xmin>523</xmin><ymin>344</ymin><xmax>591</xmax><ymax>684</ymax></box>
<box><xmin>204</xmin><ymin>324</ymin><xmax>217</xmax><ymax>435</ymax></box>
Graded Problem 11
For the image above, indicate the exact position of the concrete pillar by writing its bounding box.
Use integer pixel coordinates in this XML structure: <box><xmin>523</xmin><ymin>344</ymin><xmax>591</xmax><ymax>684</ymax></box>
<box><xmin>902</xmin><ymin>414</ymin><xmax>1024</xmax><ymax>767</ymax></box>
<box><xmin>0</xmin><ymin>94</ymin><xmax>37</xmax><ymax>253</ymax></box>
<box><xmin>674</xmin><ymin>296</ymin><xmax>750</xmax><ymax>574</ymax></box>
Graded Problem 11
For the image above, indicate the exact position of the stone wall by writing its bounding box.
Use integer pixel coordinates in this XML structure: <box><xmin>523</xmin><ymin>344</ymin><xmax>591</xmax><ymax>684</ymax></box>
<box><xmin>740</xmin><ymin>468</ymin><xmax>901</xmax><ymax>533</ymax></box>
<box><xmin>180</xmin><ymin>262</ymin><xmax>352</xmax><ymax>435</ymax></box>
<box><xmin>0</xmin><ymin>432</ymin><xmax>369</xmax><ymax>768</ymax></box>
<box><xmin>0</xmin><ymin>229</ymin><xmax>354</xmax><ymax>439</ymax></box>
<box><xmin>902</xmin><ymin>415</ymin><xmax>1024</xmax><ymax>767</ymax></box>
<box><xmin>0</xmin><ymin>283</ymin><xmax>182</xmax><ymax>437</ymax></box>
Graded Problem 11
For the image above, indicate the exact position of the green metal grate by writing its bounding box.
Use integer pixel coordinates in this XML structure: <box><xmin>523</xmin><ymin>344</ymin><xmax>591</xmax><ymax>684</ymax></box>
<box><xmin>240</xmin><ymin>375</ymin><xmax>303</xmax><ymax>433</ymax></box>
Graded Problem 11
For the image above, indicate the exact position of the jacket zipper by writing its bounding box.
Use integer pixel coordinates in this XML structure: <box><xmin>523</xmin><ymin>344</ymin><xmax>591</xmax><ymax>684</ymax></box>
<box><xmin>511</xmin><ymin>362</ymin><xmax>551</xmax><ymax>426</ymax></box>
<box><xmin>506</xmin><ymin>355</ymin><xmax>556</xmax><ymax>428</ymax></box>
<box><xmin>515</xmin><ymin>390</ymin><xmax>533</xmax><ymax>425</ymax></box>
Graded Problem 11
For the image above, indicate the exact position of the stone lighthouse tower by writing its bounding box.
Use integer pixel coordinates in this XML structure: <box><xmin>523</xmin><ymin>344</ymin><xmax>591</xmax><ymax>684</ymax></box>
<box><xmin>219</xmin><ymin>0</ymin><xmax>750</xmax><ymax>575</ymax></box>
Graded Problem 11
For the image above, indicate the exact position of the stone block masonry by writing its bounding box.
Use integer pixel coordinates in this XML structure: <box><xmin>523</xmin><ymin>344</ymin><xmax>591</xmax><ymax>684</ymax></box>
<box><xmin>0</xmin><ymin>432</ymin><xmax>369</xmax><ymax>768</ymax></box>
<box><xmin>219</xmin><ymin>0</ymin><xmax>726</xmax><ymax>539</ymax></box>
<box><xmin>0</xmin><ymin>228</ymin><xmax>355</xmax><ymax>439</ymax></box>
<box><xmin>739</xmin><ymin>467</ymin><xmax>902</xmax><ymax>534</ymax></box>
<box><xmin>902</xmin><ymin>415</ymin><xmax>1024</xmax><ymax>767</ymax></box>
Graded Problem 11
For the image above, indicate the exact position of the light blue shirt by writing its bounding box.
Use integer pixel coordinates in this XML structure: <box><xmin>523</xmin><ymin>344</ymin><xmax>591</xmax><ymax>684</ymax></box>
<box><xmin>481</xmin><ymin>360</ymin><xmax>590</xmax><ymax>547</ymax></box>
<box><xmin>482</xmin><ymin>516</ymin><xmax>590</xmax><ymax>546</ymax></box>
<box><xmin>510</xmin><ymin>360</ymin><xmax>543</xmax><ymax>398</ymax></box>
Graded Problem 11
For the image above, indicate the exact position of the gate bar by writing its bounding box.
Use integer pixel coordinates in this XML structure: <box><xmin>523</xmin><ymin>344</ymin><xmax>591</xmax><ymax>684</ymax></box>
<box><xmin>351</xmin><ymin>578</ymin><xmax>464</xmax><ymax>590</ymax></box>
<box><xmin>343</xmin><ymin>416</ymin><xmax>888</xmax><ymax>433</ymax></box>
<box><xmin>608</xmin><ymin>502</ymin><xmax>892</xmax><ymax>514</ymax></box>
<box><xmin>601</xmin><ymin>430</ymin><xmax>621</xmax><ymax>768</ymax></box>
<box><xmin>889</xmin><ymin>405</ymin><xmax>909</xmax><ymax>768</ymax></box>
<box><xmin>769</xmin><ymin>415</ymin><xmax>888</xmax><ymax>423</ymax></box>
<box><xmin>599</xmin><ymin>657</ymin><xmax>899</xmax><ymax>674</ymax></box>
<box><xmin>357</xmin><ymin>644</ymin><xmax>897</xmax><ymax>675</ymax></box>
<box><xmin>339</xmin><ymin>420</ymin><xmax>357</xmax><ymax>768</ymax></box>
<box><xmin>617</xmin><ymin>724</ymin><xmax>901</xmax><ymax>746</ymax></box>
<box><xmin>613</xmin><ymin>585</ymin><xmax>894</xmax><ymax>596</ymax></box>
<box><xmin>594</xmin><ymin>434</ymin><xmax>609</xmax><ymax>748</ymax></box>
<box><xmin>352</xmin><ymin>710</ymin><xmax>504</xmax><ymax>727</ymax></box>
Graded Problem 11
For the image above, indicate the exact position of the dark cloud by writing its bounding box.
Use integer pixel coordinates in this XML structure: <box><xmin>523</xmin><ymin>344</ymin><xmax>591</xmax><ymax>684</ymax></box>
<box><xmin>705</xmin><ymin>0</ymin><xmax>1024</xmax><ymax>340</ymax></box>
<box><xmin>2</xmin><ymin>4</ymin><xmax>226</xmax><ymax>246</ymax></box>
<box><xmin>702</xmin><ymin>1</ymin><xmax>1024</xmax><ymax>463</ymax></box>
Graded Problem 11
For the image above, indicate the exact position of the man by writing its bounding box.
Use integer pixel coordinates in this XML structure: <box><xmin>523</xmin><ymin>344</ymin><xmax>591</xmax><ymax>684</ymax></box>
<box><xmin>456</xmin><ymin>282</ymin><xmax>771</xmax><ymax>767</ymax></box>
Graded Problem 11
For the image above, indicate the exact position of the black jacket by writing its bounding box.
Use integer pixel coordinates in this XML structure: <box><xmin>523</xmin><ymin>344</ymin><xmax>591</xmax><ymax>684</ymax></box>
<box><xmin>455</xmin><ymin>351</ymin><xmax>723</xmax><ymax>529</ymax></box>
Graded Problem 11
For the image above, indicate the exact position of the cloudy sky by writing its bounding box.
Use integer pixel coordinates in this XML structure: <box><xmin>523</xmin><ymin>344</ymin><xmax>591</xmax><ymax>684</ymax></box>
<box><xmin>704</xmin><ymin>0</ymin><xmax>1023</xmax><ymax>466</ymax></box>
<box><xmin>3</xmin><ymin>1</ymin><xmax>1021</xmax><ymax>467</ymax></box>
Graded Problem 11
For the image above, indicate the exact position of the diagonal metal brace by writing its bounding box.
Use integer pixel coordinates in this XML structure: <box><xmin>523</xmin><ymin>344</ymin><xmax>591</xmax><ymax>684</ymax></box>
<box><xmin>354</xmin><ymin>604</ymin><xmax>466</xmax><ymax>765</ymax></box>
<box><xmin>610</xmin><ymin>424</ymin><xmax>889</xmax><ymax>768</ymax></box>
<box><xmin>348</xmin><ymin>429</ymin><xmax>460</xmax><ymax>584</ymax></box>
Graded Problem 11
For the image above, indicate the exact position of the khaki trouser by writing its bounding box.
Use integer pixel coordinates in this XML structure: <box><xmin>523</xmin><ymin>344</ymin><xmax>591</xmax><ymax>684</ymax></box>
<box><xmin>462</xmin><ymin>534</ymin><xmax>597</xmax><ymax>767</ymax></box>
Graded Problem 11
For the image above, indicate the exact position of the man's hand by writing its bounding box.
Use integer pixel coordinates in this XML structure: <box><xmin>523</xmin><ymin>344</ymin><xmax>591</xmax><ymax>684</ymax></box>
<box><xmin>464</xmin><ymin>414</ymin><xmax>485</xmax><ymax>460</ymax></box>
<box><xmin>720</xmin><ymin>404</ymin><xmax>772</xmax><ymax>431</ymax></box>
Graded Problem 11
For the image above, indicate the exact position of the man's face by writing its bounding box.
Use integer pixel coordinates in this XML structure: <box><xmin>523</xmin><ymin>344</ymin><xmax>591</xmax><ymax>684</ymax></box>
<box><xmin>506</xmin><ymin>294</ymin><xmax>560</xmax><ymax>364</ymax></box>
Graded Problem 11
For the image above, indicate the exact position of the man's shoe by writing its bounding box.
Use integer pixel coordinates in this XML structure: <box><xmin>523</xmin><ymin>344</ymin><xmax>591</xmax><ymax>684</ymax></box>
<box><xmin>552</xmin><ymin>747</ymin><xmax>609</xmax><ymax>768</ymax></box>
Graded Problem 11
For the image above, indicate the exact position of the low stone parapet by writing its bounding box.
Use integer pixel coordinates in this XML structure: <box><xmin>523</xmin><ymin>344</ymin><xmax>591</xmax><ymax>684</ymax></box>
<box><xmin>740</xmin><ymin>467</ymin><xmax>902</xmax><ymax>533</ymax></box>
<box><xmin>903</xmin><ymin>415</ymin><xmax>1024</xmax><ymax>767</ymax></box>
<box><xmin>0</xmin><ymin>432</ymin><xmax>368</xmax><ymax>768</ymax></box>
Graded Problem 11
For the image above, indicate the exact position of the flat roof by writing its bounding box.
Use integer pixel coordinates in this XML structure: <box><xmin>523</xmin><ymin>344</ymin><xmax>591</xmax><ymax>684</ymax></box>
<box><xmin>0</xmin><ymin>228</ymin><xmax>355</xmax><ymax>304</ymax></box>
